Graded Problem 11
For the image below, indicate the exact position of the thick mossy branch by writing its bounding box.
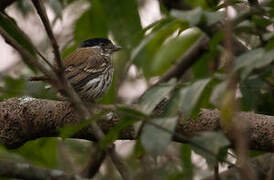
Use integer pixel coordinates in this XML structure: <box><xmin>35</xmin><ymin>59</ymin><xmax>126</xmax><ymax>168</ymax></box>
<box><xmin>0</xmin><ymin>97</ymin><xmax>273</xmax><ymax>151</ymax></box>
<box><xmin>0</xmin><ymin>97</ymin><xmax>135</xmax><ymax>149</ymax></box>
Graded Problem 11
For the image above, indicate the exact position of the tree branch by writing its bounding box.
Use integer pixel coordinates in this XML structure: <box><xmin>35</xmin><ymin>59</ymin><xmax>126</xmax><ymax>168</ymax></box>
<box><xmin>157</xmin><ymin>34</ymin><xmax>209</xmax><ymax>84</ymax></box>
<box><xmin>0</xmin><ymin>97</ymin><xmax>273</xmax><ymax>152</ymax></box>
<box><xmin>0</xmin><ymin>26</ymin><xmax>58</xmax><ymax>84</ymax></box>
<box><xmin>80</xmin><ymin>144</ymin><xmax>106</xmax><ymax>178</ymax></box>
<box><xmin>0</xmin><ymin>0</ymin><xmax>16</xmax><ymax>11</ymax></box>
<box><xmin>31</xmin><ymin>0</ymin><xmax>63</xmax><ymax>71</ymax></box>
<box><xmin>0</xmin><ymin>159</ymin><xmax>87</xmax><ymax>180</ymax></box>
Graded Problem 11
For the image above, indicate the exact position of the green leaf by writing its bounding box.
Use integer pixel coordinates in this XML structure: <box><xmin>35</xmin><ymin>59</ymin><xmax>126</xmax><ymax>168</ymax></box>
<box><xmin>180</xmin><ymin>78</ymin><xmax>211</xmax><ymax>118</ymax></box>
<box><xmin>0</xmin><ymin>76</ymin><xmax>26</xmax><ymax>98</ymax></box>
<box><xmin>150</xmin><ymin>28</ymin><xmax>202</xmax><ymax>76</ymax></box>
<box><xmin>181</xmin><ymin>144</ymin><xmax>193</xmax><ymax>179</ymax></box>
<box><xmin>164</xmin><ymin>77</ymin><xmax>214</xmax><ymax>118</ymax></box>
<box><xmin>171</xmin><ymin>8</ymin><xmax>203</xmax><ymax>26</ymax></box>
<box><xmin>74</xmin><ymin>0</ymin><xmax>108</xmax><ymax>44</ymax></box>
<box><xmin>59</xmin><ymin>113</ymin><xmax>105</xmax><ymax>138</ymax></box>
<box><xmin>234</xmin><ymin>48</ymin><xmax>274</xmax><ymax>79</ymax></box>
<box><xmin>13</xmin><ymin>138</ymin><xmax>57</xmax><ymax>168</ymax></box>
<box><xmin>0</xmin><ymin>13</ymin><xmax>37</xmax><ymax>72</ymax></box>
<box><xmin>144</xmin><ymin>17</ymin><xmax>174</xmax><ymax>34</ymax></box>
<box><xmin>163</xmin><ymin>86</ymin><xmax>184</xmax><ymax>117</ymax></box>
<box><xmin>210</xmin><ymin>80</ymin><xmax>227</xmax><ymax>107</ymax></box>
<box><xmin>171</xmin><ymin>8</ymin><xmax>225</xmax><ymax>26</ymax></box>
<box><xmin>252</xmin><ymin>16</ymin><xmax>272</xmax><ymax>28</ymax></box>
<box><xmin>141</xmin><ymin>117</ymin><xmax>178</xmax><ymax>157</ymax></box>
<box><xmin>132</xmin><ymin>19</ymin><xmax>188</xmax><ymax>78</ymax></box>
<box><xmin>59</xmin><ymin>120</ymin><xmax>92</xmax><ymax>139</ymax></box>
<box><xmin>99</xmin><ymin>0</ymin><xmax>143</xmax><ymax>49</ymax></box>
<box><xmin>137</xmin><ymin>79</ymin><xmax>176</xmax><ymax>115</ymax></box>
<box><xmin>185</xmin><ymin>0</ymin><xmax>210</xmax><ymax>9</ymax></box>
<box><xmin>240</xmin><ymin>77</ymin><xmax>264</xmax><ymax>111</ymax></box>
<box><xmin>190</xmin><ymin>131</ymin><xmax>230</xmax><ymax>168</ymax></box>
<box><xmin>192</xmin><ymin>31</ymin><xmax>222</xmax><ymax>79</ymax></box>
<box><xmin>116</xmin><ymin>106</ymin><xmax>147</xmax><ymax>119</ymax></box>
<box><xmin>134</xmin><ymin>140</ymin><xmax>146</xmax><ymax>158</ymax></box>
<box><xmin>203</xmin><ymin>11</ymin><xmax>225</xmax><ymax>26</ymax></box>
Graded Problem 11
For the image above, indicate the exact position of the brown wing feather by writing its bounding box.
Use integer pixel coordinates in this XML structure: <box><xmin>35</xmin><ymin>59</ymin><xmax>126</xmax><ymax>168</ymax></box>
<box><xmin>63</xmin><ymin>47</ymin><xmax>109</xmax><ymax>91</ymax></box>
<box><xmin>63</xmin><ymin>47</ymin><xmax>102</xmax><ymax>69</ymax></box>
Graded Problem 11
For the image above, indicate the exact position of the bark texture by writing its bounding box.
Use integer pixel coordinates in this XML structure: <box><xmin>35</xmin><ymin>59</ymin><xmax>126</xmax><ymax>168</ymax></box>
<box><xmin>0</xmin><ymin>97</ymin><xmax>273</xmax><ymax>152</ymax></box>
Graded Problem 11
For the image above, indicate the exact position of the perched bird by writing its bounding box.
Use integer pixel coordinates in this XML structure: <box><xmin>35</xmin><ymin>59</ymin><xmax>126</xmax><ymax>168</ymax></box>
<box><xmin>30</xmin><ymin>38</ymin><xmax>121</xmax><ymax>103</ymax></box>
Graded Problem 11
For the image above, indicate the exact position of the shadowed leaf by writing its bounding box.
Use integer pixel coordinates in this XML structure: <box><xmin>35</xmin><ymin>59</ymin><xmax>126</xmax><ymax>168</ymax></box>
<box><xmin>132</xmin><ymin>19</ymin><xmax>188</xmax><ymax>77</ymax></box>
<box><xmin>191</xmin><ymin>131</ymin><xmax>230</xmax><ymax>168</ymax></box>
<box><xmin>100</xmin><ymin>0</ymin><xmax>143</xmax><ymax>49</ymax></box>
<box><xmin>141</xmin><ymin>117</ymin><xmax>178</xmax><ymax>157</ymax></box>
<box><xmin>137</xmin><ymin>79</ymin><xmax>176</xmax><ymax>115</ymax></box>
<box><xmin>180</xmin><ymin>78</ymin><xmax>211</xmax><ymax>118</ymax></box>
<box><xmin>13</xmin><ymin>138</ymin><xmax>57</xmax><ymax>168</ymax></box>
<box><xmin>74</xmin><ymin>0</ymin><xmax>108</xmax><ymax>45</ymax></box>
<box><xmin>171</xmin><ymin>8</ymin><xmax>203</xmax><ymax>26</ymax></box>
<box><xmin>150</xmin><ymin>28</ymin><xmax>202</xmax><ymax>76</ymax></box>
<box><xmin>181</xmin><ymin>144</ymin><xmax>193</xmax><ymax>178</ymax></box>
<box><xmin>234</xmin><ymin>48</ymin><xmax>274</xmax><ymax>79</ymax></box>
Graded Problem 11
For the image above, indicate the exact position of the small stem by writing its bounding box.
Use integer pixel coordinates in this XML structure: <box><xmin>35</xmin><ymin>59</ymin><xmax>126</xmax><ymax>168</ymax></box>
<box><xmin>31</xmin><ymin>0</ymin><xmax>63</xmax><ymax>72</ymax></box>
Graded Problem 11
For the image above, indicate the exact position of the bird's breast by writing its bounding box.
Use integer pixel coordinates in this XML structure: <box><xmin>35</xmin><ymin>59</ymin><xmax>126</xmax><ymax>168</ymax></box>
<box><xmin>80</xmin><ymin>66</ymin><xmax>114</xmax><ymax>101</ymax></box>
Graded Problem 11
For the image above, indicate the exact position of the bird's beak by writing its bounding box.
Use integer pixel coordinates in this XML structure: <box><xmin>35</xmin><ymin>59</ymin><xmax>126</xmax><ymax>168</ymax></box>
<box><xmin>113</xmin><ymin>45</ymin><xmax>122</xmax><ymax>52</ymax></box>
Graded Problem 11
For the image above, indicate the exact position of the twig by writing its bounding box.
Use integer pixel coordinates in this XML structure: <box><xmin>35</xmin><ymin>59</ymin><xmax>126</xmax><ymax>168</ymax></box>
<box><xmin>214</xmin><ymin>164</ymin><xmax>220</xmax><ymax>180</ymax></box>
<box><xmin>0</xmin><ymin>27</ymin><xmax>57</xmax><ymax>84</ymax></box>
<box><xmin>57</xmin><ymin>140</ymin><xmax>77</xmax><ymax>172</ymax></box>
<box><xmin>0</xmin><ymin>12</ymin><xmax>55</xmax><ymax>71</ymax></box>
<box><xmin>80</xmin><ymin>144</ymin><xmax>106</xmax><ymax>178</ymax></box>
<box><xmin>0</xmin><ymin>0</ymin><xmax>16</xmax><ymax>11</ymax></box>
<box><xmin>0</xmin><ymin>159</ymin><xmax>87</xmax><ymax>180</ymax></box>
<box><xmin>222</xmin><ymin>2</ymin><xmax>257</xmax><ymax>180</ymax></box>
<box><xmin>31</xmin><ymin>0</ymin><xmax>63</xmax><ymax>72</ymax></box>
<box><xmin>157</xmin><ymin>34</ymin><xmax>209</xmax><ymax>84</ymax></box>
<box><xmin>34</xmin><ymin>48</ymin><xmax>56</xmax><ymax>71</ymax></box>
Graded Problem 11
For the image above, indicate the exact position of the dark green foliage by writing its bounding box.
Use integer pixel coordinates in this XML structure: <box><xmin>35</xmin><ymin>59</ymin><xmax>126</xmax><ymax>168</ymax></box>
<box><xmin>13</xmin><ymin>138</ymin><xmax>57</xmax><ymax>168</ymax></box>
<box><xmin>191</xmin><ymin>131</ymin><xmax>230</xmax><ymax>168</ymax></box>
<box><xmin>0</xmin><ymin>0</ymin><xmax>274</xmax><ymax>178</ymax></box>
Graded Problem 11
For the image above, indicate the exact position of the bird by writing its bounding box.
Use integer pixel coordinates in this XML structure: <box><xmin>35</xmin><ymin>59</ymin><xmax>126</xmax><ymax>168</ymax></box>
<box><xmin>30</xmin><ymin>38</ymin><xmax>121</xmax><ymax>103</ymax></box>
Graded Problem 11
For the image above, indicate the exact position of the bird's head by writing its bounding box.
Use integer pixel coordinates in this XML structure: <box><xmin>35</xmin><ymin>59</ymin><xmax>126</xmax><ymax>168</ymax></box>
<box><xmin>80</xmin><ymin>38</ymin><xmax>121</xmax><ymax>57</ymax></box>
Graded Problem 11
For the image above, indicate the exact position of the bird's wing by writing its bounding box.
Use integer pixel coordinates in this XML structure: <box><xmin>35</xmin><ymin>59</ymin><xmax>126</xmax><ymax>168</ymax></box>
<box><xmin>63</xmin><ymin>48</ymin><xmax>109</xmax><ymax>91</ymax></box>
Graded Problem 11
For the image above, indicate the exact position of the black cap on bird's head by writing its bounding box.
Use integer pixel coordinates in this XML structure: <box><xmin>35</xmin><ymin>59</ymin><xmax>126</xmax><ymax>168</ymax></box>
<box><xmin>80</xmin><ymin>38</ymin><xmax>121</xmax><ymax>53</ymax></box>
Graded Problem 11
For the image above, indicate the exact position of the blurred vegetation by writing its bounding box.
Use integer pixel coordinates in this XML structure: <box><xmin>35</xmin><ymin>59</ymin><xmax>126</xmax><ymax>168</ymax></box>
<box><xmin>0</xmin><ymin>0</ymin><xmax>274</xmax><ymax>179</ymax></box>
